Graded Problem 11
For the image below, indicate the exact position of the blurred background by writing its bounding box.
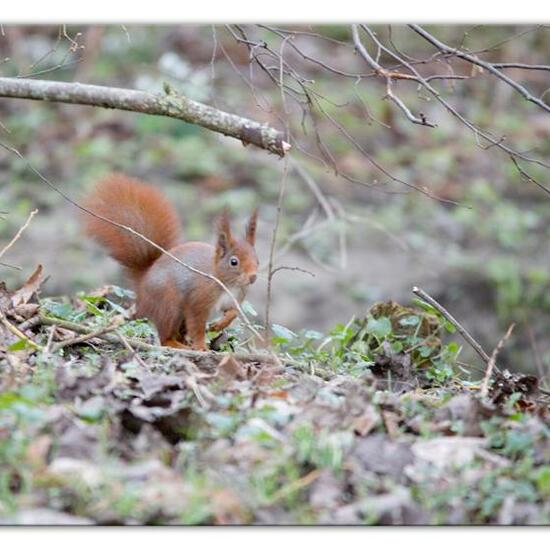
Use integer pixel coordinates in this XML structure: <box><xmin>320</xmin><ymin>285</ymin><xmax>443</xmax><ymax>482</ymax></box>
<box><xmin>0</xmin><ymin>25</ymin><xmax>548</xmax><ymax>376</ymax></box>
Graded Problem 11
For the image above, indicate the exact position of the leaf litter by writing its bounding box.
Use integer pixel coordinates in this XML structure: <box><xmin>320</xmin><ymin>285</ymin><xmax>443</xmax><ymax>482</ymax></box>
<box><xmin>0</xmin><ymin>271</ymin><xmax>549</xmax><ymax>525</ymax></box>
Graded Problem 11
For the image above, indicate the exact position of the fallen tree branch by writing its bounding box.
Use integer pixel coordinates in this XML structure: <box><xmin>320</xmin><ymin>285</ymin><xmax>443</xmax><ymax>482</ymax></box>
<box><xmin>50</xmin><ymin>316</ymin><xmax>125</xmax><ymax>353</ymax></box>
<box><xmin>38</xmin><ymin>313</ymin><xmax>279</xmax><ymax>365</ymax></box>
<box><xmin>0</xmin><ymin>77</ymin><xmax>290</xmax><ymax>157</ymax></box>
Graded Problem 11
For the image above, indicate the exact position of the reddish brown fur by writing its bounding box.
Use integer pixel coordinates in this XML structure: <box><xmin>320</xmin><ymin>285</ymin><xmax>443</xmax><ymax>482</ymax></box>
<box><xmin>83</xmin><ymin>174</ymin><xmax>258</xmax><ymax>350</ymax></box>
<box><xmin>83</xmin><ymin>173</ymin><xmax>182</xmax><ymax>283</ymax></box>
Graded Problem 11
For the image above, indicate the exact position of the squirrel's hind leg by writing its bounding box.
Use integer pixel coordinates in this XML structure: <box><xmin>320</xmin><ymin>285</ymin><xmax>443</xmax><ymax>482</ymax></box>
<box><xmin>184</xmin><ymin>307</ymin><xmax>209</xmax><ymax>351</ymax></box>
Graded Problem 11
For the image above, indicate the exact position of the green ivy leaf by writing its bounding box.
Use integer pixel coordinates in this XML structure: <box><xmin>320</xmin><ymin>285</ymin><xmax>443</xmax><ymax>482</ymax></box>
<box><xmin>271</xmin><ymin>324</ymin><xmax>296</xmax><ymax>342</ymax></box>
<box><xmin>304</xmin><ymin>329</ymin><xmax>324</xmax><ymax>340</ymax></box>
<box><xmin>399</xmin><ymin>315</ymin><xmax>420</xmax><ymax>326</ymax></box>
<box><xmin>366</xmin><ymin>316</ymin><xmax>392</xmax><ymax>340</ymax></box>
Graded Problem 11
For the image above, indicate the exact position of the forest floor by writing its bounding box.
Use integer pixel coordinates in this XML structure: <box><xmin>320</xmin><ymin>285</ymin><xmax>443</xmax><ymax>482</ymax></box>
<box><xmin>1</xmin><ymin>269</ymin><xmax>548</xmax><ymax>525</ymax></box>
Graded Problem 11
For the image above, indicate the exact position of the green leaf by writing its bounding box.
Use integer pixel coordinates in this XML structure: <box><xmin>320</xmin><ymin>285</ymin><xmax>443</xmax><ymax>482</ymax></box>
<box><xmin>271</xmin><ymin>324</ymin><xmax>296</xmax><ymax>342</ymax></box>
<box><xmin>42</xmin><ymin>300</ymin><xmax>75</xmax><ymax>320</ymax></box>
<box><xmin>444</xmin><ymin>321</ymin><xmax>457</xmax><ymax>333</ymax></box>
<box><xmin>241</xmin><ymin>300</ymin><xmax>258</xmax><ymax>317</ymax></box>
<box><xmin>8</xmin><ymin>339</ymin><xmax>29</xmax><ymax>352</ymax></box>
<box><xmin>534</xmin><ymin>467</ymin><xmax>550</xmax><ymax>498</ymax></box>
<box><xmin>304</xmin><ymin>329</ymin><xmax>323</xmax><ymax>340</ymax></box>
<box><xmin>366</xmin><ymin>316</ymin><xmax>392</xmax><ymax>340</ymax></box>
<box><xmin>446</xmin><ymin>341</ymin><xmax>459</xmax><ymax>354</ymax></box>
<box><xmin>418</xmin><ymin>345</ymin><xmax>433</xmax><ymax>358</ymax></box>
<box><xmin>399</xmin><ymin>315</ymin><xmax>420</xmax><ymax>327</ymax></box>
<box><xmin>391</xmin><ymin>341</ymin><xmax>403</xmax><ymax>353</ymax></box>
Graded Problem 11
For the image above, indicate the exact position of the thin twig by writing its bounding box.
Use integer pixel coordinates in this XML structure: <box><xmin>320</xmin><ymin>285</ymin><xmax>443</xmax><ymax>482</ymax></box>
<box><xmin>0</xmin><ymin>310</ymin><xmax>44</xmax><ymax>351</ymax></box>
<box><xmin>510</xmin><ymin>156</ymin><xmax>550</xmax><ymax>198</ymax></box>
<box><xmin>271</xmin><ymin>265</ymin><xmax>315</xmax><ymax>278</ymax></box>
<box><xmin>480</xmin><ymin>323</ymin><xmax>515</xmax><ymax>398</ymax></box>
<box><xmin>44</xmin><ymin>324</ymin><xmax>56</xmax><ymax>354</ymax></box>
<box><xmin>409</xmin><ymin>24</ymin><xmax>550</xmax><ymax>115</ymax></box>
<box><xmin>264</xmin><ymin>36</ymin><xmax>292</xmax><ymax>344</ymax></box>
<box><xmin>0</xmin><ymin>209</ymin><xmax>38</xmax><ymax>260</ymax></box>
<box><xmin>114</xmin><ymin>328</ymin><xmax>148</xmax><ymax>369</ymax></box>
<box><xmin>412</xmin><ymin>286</ymin><xmax>491</xmax><ymax>365</ymax></box>
<box><xmin>351</xmin><ymin>25</ymin><xmax>436</xmax><ymax>128</ymax></box>
<box><xmin>51</xmin><ymin>317</ymin><xmax>125</xmax><ymax>353</ymax></box>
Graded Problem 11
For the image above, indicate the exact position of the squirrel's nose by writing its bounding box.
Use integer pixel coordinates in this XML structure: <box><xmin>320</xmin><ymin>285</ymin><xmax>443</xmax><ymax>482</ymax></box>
<box><xmin>249</xmin><ymin>273</ymin><xmax>257</xmax><ymax>285</ymax></box>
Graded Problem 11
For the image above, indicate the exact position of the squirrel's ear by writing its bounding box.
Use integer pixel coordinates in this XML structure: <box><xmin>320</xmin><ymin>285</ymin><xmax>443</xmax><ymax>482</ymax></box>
<box><xmin>245</xmin><ymin>208</ymin><xmax>258</xmax><ymax>246</ymax></box>
<box><xmin>216</xmin><ymin>209</ymin><xmax>234</xmax><ymax>257</ymax></box>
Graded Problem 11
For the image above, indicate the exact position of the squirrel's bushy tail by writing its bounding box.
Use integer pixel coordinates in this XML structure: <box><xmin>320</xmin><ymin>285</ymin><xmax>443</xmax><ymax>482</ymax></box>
<box><xmin>83</xmin><ymin>173</ymin><xmax>182</xmax><ymax>278</ymax></box>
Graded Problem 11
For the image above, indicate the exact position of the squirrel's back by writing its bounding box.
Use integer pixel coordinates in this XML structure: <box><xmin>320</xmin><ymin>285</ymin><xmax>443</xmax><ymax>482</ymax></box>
<box><xmin>83</xmin><ymin>173</ymin><xmax>182</xmax><ymax>279</ymax></box>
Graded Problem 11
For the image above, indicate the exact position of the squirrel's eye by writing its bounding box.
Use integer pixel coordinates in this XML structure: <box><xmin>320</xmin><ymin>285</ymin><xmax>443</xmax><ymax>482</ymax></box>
<box><xmin>230</xmin><ymin>256</ymin><xmax>239</xmax><ymax>267</ymax></box>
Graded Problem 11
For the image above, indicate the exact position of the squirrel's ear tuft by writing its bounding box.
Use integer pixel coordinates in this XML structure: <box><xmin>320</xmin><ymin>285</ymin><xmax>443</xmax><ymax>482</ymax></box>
<box><xmin>245</xmin><ymin>208</ymin><xmax>258</xmax><ymax>246</ymax></box>
<box><xmin>216</xmin><ymin>209</ymin><xmax>234</xmax><ymax>257</ymax></box>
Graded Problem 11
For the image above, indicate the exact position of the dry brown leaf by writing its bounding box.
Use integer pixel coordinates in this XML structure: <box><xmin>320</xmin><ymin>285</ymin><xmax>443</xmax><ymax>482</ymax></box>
<box><xmin>11</xmin><ymin>264</ymin><xmax>43</xmax><ymax>307</ymax></box>
<box><xmin>218</xmin><ymin>354</ymin><xmax>245</xmax><ymax>380</ymax></box>
<box><xmin>12</xmin><ymin>303</ymin><xmax>40</xmax><ymax>319</ymax></box>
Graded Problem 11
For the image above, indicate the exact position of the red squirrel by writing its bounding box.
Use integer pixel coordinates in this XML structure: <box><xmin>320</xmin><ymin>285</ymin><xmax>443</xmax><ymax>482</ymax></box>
<box><xmin>83</xmin><ymin>173</ymin><xmax>259</xmax><ymax>350</ymax></box>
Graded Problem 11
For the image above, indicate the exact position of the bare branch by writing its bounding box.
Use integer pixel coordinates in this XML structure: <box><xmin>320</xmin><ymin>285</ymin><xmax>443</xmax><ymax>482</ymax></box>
<box><xmin>409</xmin><ymin>24</ymin><xmax>550</xmax><ymax>115</ymax></box>
<box><xmin>0</xmin><ymin>77</ymin><xmax>290</xmax><ymax>157</ymax></box>
<box><xmin>493</xmin><ymin>63</ymin><xmax>550</xmax><ymax>72</ymax></box>
<box><xmin>351</xmin><ymin>24</ymin><xmax>437</xmax><ymax>128</ymax></box>
<box><xmin>358</xmin><ymin>25</ymin><xmax>550</xmax><ymax>184</ymax></box>
<box><xmin>510</xmin><ymin>157</ymin><xmax>550</xmax><ymax>198</ymax></box>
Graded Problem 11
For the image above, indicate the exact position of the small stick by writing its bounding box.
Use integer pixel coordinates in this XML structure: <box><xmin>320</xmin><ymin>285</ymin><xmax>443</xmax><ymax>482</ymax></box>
<box><xmin>18</xmin><ymin>314</ymin><xmax>41</xmax><ymax>332</ymax></box>
<box><xmin>0</xmin><ymin>209</ymin><xmax>38</xmax><ymax>260</ymax></box>
<box><xmin>264</xmin><ymin>157</ymin><xmax>290</xmax><ymax>343</ymax></box>
<box><xmin>44</xmin><ymin>324</ymin><xmax>57</xmax><ymax>354</ymax></box>
<box><xmin>114</xmin><ymin>328</ymin><xmax>148</xmax><ymax>369</ymax></box>
<box><xmin>271</xmin><ymin>265</ymin><xmax>316</xmax><ymax>278</ymax></box>
<box><xmin>412</xmin><ymin>286</ymin><xmax>491</xmax><ymax>364</ymax></box>
<box><xmin>480</xmin><ymin>323</ymin><xmax>515</xmax><ymax>398</ymax></box>
<box><xmin>182</xmin><ymin>366</ymin><xmax>209</xmax><ymax>409</ymax></box>
<box><xmin>0</xmin><ymin>310</ymin><xmax>44</xmax><ymax>351</ymax></box>
<box><xmin>51</xmin><ymin>318</ymin><xmax>125</xmax><ymax>353</ymax></box>
<box><xmin>268</xmin><ymin>469</ymin><xmax>322</xmax><ymax>504</ymax></box>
